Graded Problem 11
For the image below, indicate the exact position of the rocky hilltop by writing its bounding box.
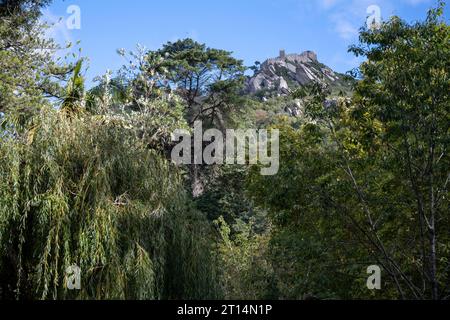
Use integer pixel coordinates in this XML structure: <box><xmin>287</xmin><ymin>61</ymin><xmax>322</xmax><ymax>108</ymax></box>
<box><xmin>246</xmin><ymin>50</ymin><xmax>352</xmax><ymax>96</ymax></box>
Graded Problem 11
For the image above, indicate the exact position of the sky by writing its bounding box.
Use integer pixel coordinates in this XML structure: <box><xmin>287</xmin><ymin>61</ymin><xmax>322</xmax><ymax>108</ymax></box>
<box><xmin>43</xmin><ymin>0</ymin><xmax>447</xmax><ymax>88</ymax></box>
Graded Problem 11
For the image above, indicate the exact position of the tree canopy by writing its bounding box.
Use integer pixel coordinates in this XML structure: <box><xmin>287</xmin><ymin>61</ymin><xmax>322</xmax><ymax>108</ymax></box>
<box><xmin>0</xmin><ymin>0</ymin><xmax>448</xmax><ymax>301</ymax></box>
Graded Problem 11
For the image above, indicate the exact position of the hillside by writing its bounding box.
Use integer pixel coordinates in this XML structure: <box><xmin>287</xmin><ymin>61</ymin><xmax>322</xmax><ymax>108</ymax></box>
<box><xmin>246</xmin><ymin>50</ymin><xmax>354</xmax><ymax>97</ymax></box>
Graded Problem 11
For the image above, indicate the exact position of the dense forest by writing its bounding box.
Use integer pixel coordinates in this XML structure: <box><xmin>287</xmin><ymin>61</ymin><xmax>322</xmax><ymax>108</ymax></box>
<box><xmin>0</xmin><ymin>0</ymin><xmax>449</xmax><ymax>300</ymax></box>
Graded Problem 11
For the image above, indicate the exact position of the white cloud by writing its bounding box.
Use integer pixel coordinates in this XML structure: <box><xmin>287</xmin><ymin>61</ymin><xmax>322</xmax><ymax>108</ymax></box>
<box><xmin>318</xmin><ymin>0</ymin><xmax>388</xmax><ymax>40</ymax></box>
<box><xmin>303</xmin><ymin>0</ymin><xmax>432</xmax><ymax>40</ymax></box>
<box><xmin>331</xmin><ymin>14</ymin><xmax>359</xmax><ymax>39</ymax></box>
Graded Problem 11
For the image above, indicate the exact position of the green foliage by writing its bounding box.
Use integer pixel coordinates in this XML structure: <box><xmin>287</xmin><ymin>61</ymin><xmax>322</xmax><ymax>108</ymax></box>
<box><xmin>195</xmin><ymin>167</ymin><xmax>252</xmax><ymax>224</ymax></box>
<box><xmin>247</xmin><ymin>2</ymin><xmax>449</xmax><ymax>300</ymax></box>
<box><xmin>0</xmin><ymin>0</ymin><xmax>448</xmax><ymax>302</ymax></box>
<box><xmin>215</xmin><ymin>216</ymin><xmax>274</xmax><ymax>300</ymax></box>
<box><xmin>0</xmin><ymin>0</ymin><xmax>51</xmax><ymax>18</ymax></box>
<box><xmin>61</xmin><ymin>59</ymin><xmax>85</xmax><ymax>116</ymax></box>
<box><xmin>86</xmin><ymin>60</ymin><xmax>189</xmax><ymax>153</ymax></box>
<box><xmin>345</xmin><ymin>3</ymin><xmax>450</xmax><ymax>299</ymax></box>
<box><xmin>0</xmin><ymin>0</ymin><xmax>73</xmax><ymax>115</ymax></box>
<box><xmin>247</xmin><ymin>121</ymin><xmax>373</xmax><ymax>299</ymax></box>
<box><xmin>0</xmin><ymin>106</ymin><xmax>220</xmax><ymax>300</ymax></box>
<box><xmin>150</xmin><ymin>39</ymin><xmax>247</xmax><ymax>127</ymax></box>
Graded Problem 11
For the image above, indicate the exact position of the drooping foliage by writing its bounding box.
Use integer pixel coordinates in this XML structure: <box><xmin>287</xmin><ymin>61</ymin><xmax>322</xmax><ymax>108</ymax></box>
<box><xmin>0</xmin><ymin>105</ymin><xmax>220</xmax><ymax>300</ymax></box>
<box><xmin>0</xmin><ymin>0</ymin><xmax>448</xmax><ymax>302</ymax></box>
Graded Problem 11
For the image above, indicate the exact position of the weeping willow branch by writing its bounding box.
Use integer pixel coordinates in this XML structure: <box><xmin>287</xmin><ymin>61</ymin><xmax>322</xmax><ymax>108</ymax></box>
<box><xmin>0</xmin><ymin>106</ymin><xmax>220</xmax><ymax>300</ymax></box>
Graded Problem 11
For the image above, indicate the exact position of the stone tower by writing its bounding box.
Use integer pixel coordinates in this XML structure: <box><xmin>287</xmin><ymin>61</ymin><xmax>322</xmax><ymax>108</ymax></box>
<box><xmin>279</xmin><ymin>49</ymin><xmax>286</xmax><ymax>60</ymax></box>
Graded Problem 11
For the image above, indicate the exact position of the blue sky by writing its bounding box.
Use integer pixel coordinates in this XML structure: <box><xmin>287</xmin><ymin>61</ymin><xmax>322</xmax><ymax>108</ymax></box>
<box><xmin>43</xmin><ymin>0</ymin><xmax>447</xmax><ymax>87</ymax></box>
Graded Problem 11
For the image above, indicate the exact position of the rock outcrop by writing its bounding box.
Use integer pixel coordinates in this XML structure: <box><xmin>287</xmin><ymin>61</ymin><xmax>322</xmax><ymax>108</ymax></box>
<box><xmin>246</xmin><ymin>50</ymin><xmax>350</xmax><ymax>95</ymax></box>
